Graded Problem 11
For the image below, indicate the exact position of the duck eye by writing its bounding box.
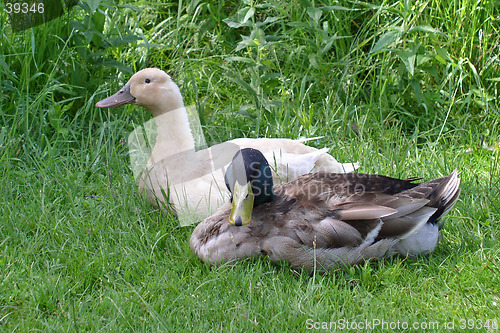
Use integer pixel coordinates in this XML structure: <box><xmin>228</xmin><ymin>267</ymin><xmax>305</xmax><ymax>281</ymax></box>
<box><xmin>145</xmin><ymin>78</ymin><xmax>151</xmax><ymax>84</ymax></box>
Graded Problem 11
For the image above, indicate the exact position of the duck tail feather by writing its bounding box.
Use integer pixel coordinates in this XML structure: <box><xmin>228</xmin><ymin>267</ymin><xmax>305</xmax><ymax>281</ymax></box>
<box><xmin>401</xmin><ymin>170</ymin><xmax>461</xmax><ymax>226</ymax></box>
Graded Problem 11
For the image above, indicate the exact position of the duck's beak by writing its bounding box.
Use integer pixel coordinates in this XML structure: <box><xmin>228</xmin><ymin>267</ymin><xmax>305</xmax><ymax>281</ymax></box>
<box><xmin>96</xmin><ymin>83</ymin><xmax>136</xmax><ymax>108</ymax></box>
<box><xmin>229</xmin><ymin>181</ymin><xmax>254</xmax><ymax>226</ymax></box>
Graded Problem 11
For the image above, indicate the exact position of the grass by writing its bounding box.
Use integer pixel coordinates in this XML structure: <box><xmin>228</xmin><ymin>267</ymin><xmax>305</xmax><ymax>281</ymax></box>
<box><xmin>0</xmin><ymin>0</ymin><xmax>499</xmax><ymax>331</ymax></box>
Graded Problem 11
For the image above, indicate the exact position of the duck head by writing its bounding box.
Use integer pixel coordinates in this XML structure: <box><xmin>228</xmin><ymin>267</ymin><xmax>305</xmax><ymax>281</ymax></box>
<box><xmin>225</xmin><ymin>148</ymin><xmax>274</xmax><ymax>226</ymax></box>
<box><xmin>95</xmin><ymin>68</ymin><xmax>184</xmax><ymax>117</ymax></box>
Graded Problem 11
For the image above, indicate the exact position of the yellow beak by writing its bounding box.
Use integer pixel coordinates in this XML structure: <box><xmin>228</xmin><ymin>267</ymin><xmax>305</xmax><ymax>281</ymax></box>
<box><xmin>229</xmin><ymin>181</ymin><xmax>254</xmax><ymax>226</ymax></box>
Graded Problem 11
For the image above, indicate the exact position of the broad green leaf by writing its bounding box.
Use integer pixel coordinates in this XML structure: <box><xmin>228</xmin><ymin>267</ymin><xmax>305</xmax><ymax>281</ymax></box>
<box><xmin>225</xmin><ymin>56</ymin><xmax>256</xmax><ymax>65</ymax></box>
<box><xmin>435</xmin><ymin>55</ymin><xmax>447</xmax><ymax>65</ymax></box>
<box><xmin>434</xmin><ymin>46</ymin><xmax>452</xmax><ymax>63</ymax></box>
<box><xmin>370</xmin><ymin>30</ymin><xmax>400</xmax><ymax>53</ymax></box>
<box><xmin>308</xmin><ymin>54</ymin><xmax>319</xmax><ymax>69</ymax></box>
<box><xmin>408</xmin><ymin>25</ymin><xmax>442</xmax><ymax>35</ymax></box>
<box><xmin>85</xmin><ymin>0</ymin><xmax>101</xmax><ymax>12</ymax></box>
<box><xmin>244</xmin><ymin>7</ymin><xmax>255</xmax><ymax>23</ymax></box>
<box><xmin>223</xmin><ymin>7</ymin><xmax>254</xmax><ymax>28</ymax></box>
<box><xmin>223</xmin><ymin>19</ymin><xmax>244</xmax><ymax>28</ymax></box>
<box><xmin>396</xmin><ymin>48</ymin><xmax>416</xmax><ymax>75</ymax></box>
<box><xmin>260</xmin><ymin>73</ymin><xmax>281</xmax><ymax>81</ymax></box>
<box><xmin>93</xmin><ymin>11</ymin><xmax>105</xmax><ymax>33</ymax></box>
<box><xmin>321</xmin><ymin>40</ymin><xmax>334</xmax><ymax>54</ymax></box>
<box><xmin>307</xmin><ymin>7</ymin><xmax>322</xmax><ymax>22</ymax></box>
<box><xmin>300</xmin><ymin>0</ymin><xmax>312</xmax><ymax>8</ymax></box>
<box><xmin>235</xmin><ymin>36</ymin><xmax>255</xmax><ymax>52</ymax></box>
<box><xmin>255</xmin><ymin>16</ymin><xmax>280</xmax><ymax>27</ymax></box>
<box><xmin>69</xmin><ymin>21</ymin><xmax>87</xmax><ymax>31</ymax></box>
<box><xmin>255</xmin><ymin>3</ymin><xmax>279</xmax><ymax>9</ymax></box>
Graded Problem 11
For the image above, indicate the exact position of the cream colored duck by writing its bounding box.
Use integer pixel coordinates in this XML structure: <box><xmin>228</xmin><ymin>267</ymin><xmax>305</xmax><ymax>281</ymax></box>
<box><xmin>190</xmin><ymin>148</ymin><xmax>461</xmax><ymax>271</ymax></box>
<box><xmin>96</xmin><ymin>68</ymin><xmax>358</xmax><ymax>225</ymax></box>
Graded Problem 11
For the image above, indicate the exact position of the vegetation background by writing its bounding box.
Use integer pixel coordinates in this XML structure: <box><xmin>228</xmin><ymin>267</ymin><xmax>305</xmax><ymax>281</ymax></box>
<box><xmin>0</xmin><ymin>0</ymin><xmax>498</xmax><ymax>331</ymax></box>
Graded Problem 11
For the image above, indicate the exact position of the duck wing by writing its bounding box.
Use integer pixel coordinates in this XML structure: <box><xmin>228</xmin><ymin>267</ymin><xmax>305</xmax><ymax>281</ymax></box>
<box><xmin>260</xmin><ymin>171</ymin><xmax>460</xmax><ymax>271</ymax></box>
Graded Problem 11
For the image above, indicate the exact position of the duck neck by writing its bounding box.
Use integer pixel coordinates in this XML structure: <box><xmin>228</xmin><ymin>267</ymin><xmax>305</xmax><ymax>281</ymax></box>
<box><xmin>251</xmin><ymin>163</ymin><xmax>275</xmax><ymax>205</ymax></box>
<box><xmin>150</xmin><ymin>107</ymin><xmax>195</xmax><ymax>164</ymax></box>
<box><xmin>253</xmin><ymin>180</ymin><xmax>274</xmax><ymax>205</ymax></box>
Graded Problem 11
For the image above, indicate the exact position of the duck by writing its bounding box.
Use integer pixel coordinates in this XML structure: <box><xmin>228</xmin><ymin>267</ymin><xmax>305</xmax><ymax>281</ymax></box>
<box><xmin>96</xmin><ymin>68</ymin><xmax>358</xmax><ymax>225</ymax></box>
<box><xmin>190</xmin><ymin>148</ymin><xmax>461</xmax><ymax>272</ymax></box>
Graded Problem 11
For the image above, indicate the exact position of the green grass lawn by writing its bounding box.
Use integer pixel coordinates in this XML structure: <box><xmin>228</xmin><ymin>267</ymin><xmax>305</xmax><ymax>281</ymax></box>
<box><xmin>1</xmin><ymin>0</ymin><xmax>499</xmax><ymax>331</ymax></box>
